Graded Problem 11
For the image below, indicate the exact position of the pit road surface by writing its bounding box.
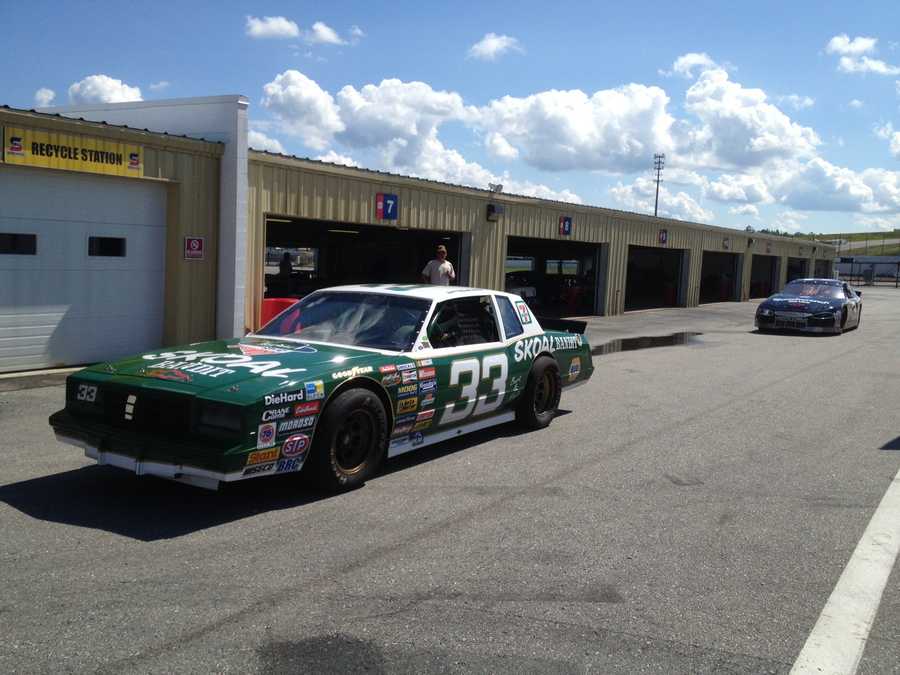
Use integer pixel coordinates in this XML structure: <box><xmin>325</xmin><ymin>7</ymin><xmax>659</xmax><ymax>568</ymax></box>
<box><xmin>1</xmin><ymin>289</ymin><xmax>899</xmax><ymax>673</ymax></box>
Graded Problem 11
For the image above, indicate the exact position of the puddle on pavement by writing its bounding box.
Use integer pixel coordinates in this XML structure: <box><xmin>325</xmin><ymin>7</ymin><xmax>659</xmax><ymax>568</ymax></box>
<box><xmin>591</xmin><ymin>332</ymin><xmax>703</xmax><ymax>356</ymax></box>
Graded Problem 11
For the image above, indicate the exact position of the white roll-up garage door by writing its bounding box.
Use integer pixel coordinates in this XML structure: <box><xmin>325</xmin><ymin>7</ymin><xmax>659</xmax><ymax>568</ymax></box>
<box><xmin>0</xmin><ymin>165</ymin><xmax>166</xmax><ymax>373</ymax></box>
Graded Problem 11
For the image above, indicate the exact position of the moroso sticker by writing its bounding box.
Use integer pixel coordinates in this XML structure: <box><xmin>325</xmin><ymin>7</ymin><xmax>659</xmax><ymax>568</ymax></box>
<box><xmin>282</xmin><ymin>434</ymin><xmax>311</xmax><ymax>458</ymax></box>
<box><xmin>381</xmin><ymin>373</ymin><xmax>401</xmax><ymax>387</ymax></box>
<box><xmin>379</xmin><ymin>364</ymin><xmax>397</xmax><ymax>374</ymax></box>
<box><xmin>257</xmin><ymin>422</ymin><xmax>277</xmax><ymax>449</ymax></box>
<box><xmin>397</xmin><ymin>397</ymin><xmax>418</xmax><ymax>414</ymax></box>
<box><xmin>396</xmin><ymin>362</ymin><xmax>415</xmax><ymax>371</ymax></box>
<box><xmin>417</xmin><ymin>367</ymin><xmax>436</xmax><ymax>380</ymax></box>
<box><xmin>416</xmin><ymin>409</ymin><xmax>435</xmax><ymax>421</ymax></box>
<box><xmin>278</xmin><ymin>416</ymin><xmax>316</xmax><ymax>433</ymax></box>
<box><xmin>397</xmin><ymin>383</ymin><xmax>418</xmax><ymax>395</ymax></box>
<box><xmin>514</xmin><ymin>301</ymin><xmax>532</xmax><ymax>324</ymax></box>
<box><xmin>262</xmin><ymin>407</ymin><xmax>291</xmax><ymax>422</ymax></box>
<box><xmin>305</xmin><ymin>380</ymin><xmax>325</xmax><ymax>400</ymax></box>
<box><xmin>247</xmin><ymin>448</ymin><xmax>279</xmax><ymax>465</ymax></box>
<box><xmin>401</xmin><ymin>370</ymin><xmax>418</xmax><ymax>383</ymax></box>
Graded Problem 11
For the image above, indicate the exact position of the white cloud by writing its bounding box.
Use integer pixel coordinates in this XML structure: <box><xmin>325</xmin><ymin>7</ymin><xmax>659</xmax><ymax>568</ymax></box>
<box><xmin>707</xmin><ymin>173</ymin><xmax>773</xmax><ymax>203</ymax></box>
<box><xmin>261</xmin><ymin>70</ymin><xmax>344</xmax><ymax>150</ymax></box>
<box><xmin>246</xmin><ymin>15</ymin><xmax>300</xmax><ymax>39</ymax></box>
<box><xmin>349</xmin><ymin>25</ymin><xmax>365</xmax><ymax>43</ymax></box>
<box><xmin>853</xmin><ymin>215</ymin><xmax>900</xmax><ymax>231</ymax></box>
<box><xmin>770</xmin><ymin>210</ymin><xmax>808</xmax><ymax>233</ymax></box>
<box><xmin>838</xmin><ymin>55</ymin><xmax>900</xmax><ymax>75</ymax></box>
<box><xmin>661</xmin><ymin>52</ymin><xmax>718</xmax><ymax>79</ymax></box>
<box><xmin>68</xmin><ymin>75</ymin><xmax>142</xmax><ymax>103</ymax></box>
<box><xmin>468</xmin><ymin>33</ymin><xmax>523</xmax><ymax>61</ymax></box>
<box><xmin>34</xmin><ymin>87</ymin><xmax>55</xmax><ymax>107</ymax></box>
<box><xmin>485</xmin><ymin>132</ymin><xmax>519</xmax><ymax>159</ymax></box>
<box><xmin>875</xmin><ymin>122</ymin><xmax>900</xmax><ymax>158</ymax></box>
<box><xmin>826</xmin><ymin>34</ymin><xmax>877</xmax><ymax>56</ymax></box>
<box><xmin>305</xmin><ymin>21</ymin><xmax>345</xmax><ymax>45</ymax></box>
<box><xmin>778</xmin><ymin>94</ymin><xmax>815</xmax><ymax>110</ymax></box>
<box><xmin>316</xmin><ymin>150</ymin><xmax>359</xmax><ymax>167</ymax></box>
<box><xmin>248</xmin><ymin>130</ymin><xmax>286</xmax><ymax>154</ymax></box>
<box><xmin>779</xmin><ymin>158</ymin><xmax>881</xmax><ymax>212</ymax></box>
<box><xmin>849</xmin><ymin>98</ymin><xmax>864</xmax><ymax>108</ymax></box>
<box><xmin>681</xmin><ymin>68</ymin><xmax>820</xmax><ymax>169</ymax></box>
<box><xmin>610</xmin><ymin>176</ymin><xmax>713</xmax><ymax>222</ymax></box>
<box><xmin>826</xmin><ymin>34</ymin><xmax>900</xmax><ymax>75</ymax></box>
<box><xmin>148</xmin><ymin>80</ymin><xmax>170</xmax><ymax>92</ymax></box>
<box><xmin>477</xmin><ymin>84</ymin><xmax>675</xmax><ymax>172</ymax></box>
<box><xmin>729</xmin><ymin>204</ymin><xmax>759</xmax><ymax>217</ymax></box>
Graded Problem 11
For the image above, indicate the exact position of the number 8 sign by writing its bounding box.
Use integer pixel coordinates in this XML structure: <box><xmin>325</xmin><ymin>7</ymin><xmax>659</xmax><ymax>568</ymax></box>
<box><xmin>376</xmin><ymin>193</ymin><xmax>398</xmax><ymax>220</ymax></box>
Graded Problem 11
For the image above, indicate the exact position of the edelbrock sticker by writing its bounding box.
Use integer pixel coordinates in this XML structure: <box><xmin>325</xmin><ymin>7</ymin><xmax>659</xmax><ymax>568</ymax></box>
<box><xmin>293</xmin><ymin>401</ymin><xmax>320</xmax><ymax>417</ymax></box>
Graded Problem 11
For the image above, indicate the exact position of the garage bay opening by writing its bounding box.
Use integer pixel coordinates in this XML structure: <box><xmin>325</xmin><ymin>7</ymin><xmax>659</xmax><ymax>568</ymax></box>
<box><xmin>505</xmin><ymin>236</ymin><xmax>604</xmax><ymax>316</ymax></box>
<box><xmin>624</xmin><ymin>245</ymin><xmax>687</xmax><ymax>311</ymax></box>
<box><xmin>699</xmin><ymin>251</ymin><xmax>740</xmax><ymax>303</ymax></box>
<box><xmin>264</xmin><ymin>217</ymin><xmax>462</xmax><ymax>300</ymax></box>
<box><xmin>749</xmin><ymin>255</ymin><xmax>780</xmax><ymax>298</ymax></box>
<box><xmin>787</xmin><ymin>257</ymin><xmax>809</xmax><ymax>282</ymax></box>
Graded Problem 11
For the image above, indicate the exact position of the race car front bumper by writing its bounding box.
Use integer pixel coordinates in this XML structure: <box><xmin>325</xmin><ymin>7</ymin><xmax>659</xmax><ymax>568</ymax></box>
<box><xmin>55</xmin><ymin>432</ymin><xmax>240</xmax><ymax>490</ymax></box>
<box><xmin>755</xmin><ymin>313</ymin><xmax>840</xmax><ymax>334</ymax></box>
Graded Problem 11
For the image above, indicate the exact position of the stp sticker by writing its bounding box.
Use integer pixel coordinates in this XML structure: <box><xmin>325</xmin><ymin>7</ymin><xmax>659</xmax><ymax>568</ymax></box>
<box><xmin>184</xmin><ymin>236</ymin><xmax>205</xmax><ymax>260</ymax></box>
<box><xmin>257</xmin><ymin>422</ymin><xmax>277</xmax><ymax>449</ymax></box>
<box><xmin>282</xmin><ymin>434</ymin><xmax>311</xmax><ymax>458</ymax></box>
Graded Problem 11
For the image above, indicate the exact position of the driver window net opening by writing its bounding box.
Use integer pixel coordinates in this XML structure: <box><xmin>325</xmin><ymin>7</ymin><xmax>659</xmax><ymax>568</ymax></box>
<box><xmin>428</xmin><ymin>296</ymin><xmax>501</xmax><ymax>348</ymax></box>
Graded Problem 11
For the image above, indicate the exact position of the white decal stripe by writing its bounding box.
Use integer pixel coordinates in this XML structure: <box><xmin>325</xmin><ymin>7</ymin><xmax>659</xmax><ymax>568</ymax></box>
<box><xmin>387</xmin><ymin>412</ymin><xmax>515</xmax><ymax>458</ymax></box>
<box><xmin>790</xmin><ymin>465</ymin><xmax>900</xmax><ymax>675</ymax></box>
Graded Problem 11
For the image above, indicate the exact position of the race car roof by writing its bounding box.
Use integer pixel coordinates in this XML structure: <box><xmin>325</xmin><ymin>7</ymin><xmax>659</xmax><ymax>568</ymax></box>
<box><xmin>322</xmin><ymin>284</ymin><xmax>523</xmax><ymax>303</ymax></box>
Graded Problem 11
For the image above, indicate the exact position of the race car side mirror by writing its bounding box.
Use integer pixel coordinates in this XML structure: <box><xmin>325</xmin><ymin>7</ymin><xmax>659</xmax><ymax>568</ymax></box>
<box><xmin>856</xmin><ymin>291</ymin><xmax>862</xmax><ymax>297</ymax></box>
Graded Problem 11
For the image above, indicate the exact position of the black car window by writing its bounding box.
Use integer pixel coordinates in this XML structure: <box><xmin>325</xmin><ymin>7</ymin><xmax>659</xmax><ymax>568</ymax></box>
<box><xmin>427</xmin><ymin>296</ymin><xmax>501</xmax><ymax>348</ymax></box>
<box><xmin>495</xmin><ymin>295</ymin><xmax>524</xmax><ymax>339</ymax></box>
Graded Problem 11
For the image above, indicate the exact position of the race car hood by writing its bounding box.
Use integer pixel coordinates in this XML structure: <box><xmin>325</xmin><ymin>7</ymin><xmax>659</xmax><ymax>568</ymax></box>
<box><xmin>79</xmin><ymin>336</ymin><xmax>387</xmax><ymax>403</ymax></box>
<box><xmin>759</xmin><ymin>294</ymin><xmax>841</xmax><ymax>313</ymax></box>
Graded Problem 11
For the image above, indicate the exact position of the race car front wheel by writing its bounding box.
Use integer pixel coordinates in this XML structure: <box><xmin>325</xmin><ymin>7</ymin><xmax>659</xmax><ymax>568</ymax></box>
<box><xmin>516</xmin><ymin>355</ymin><xmax>562</xmax><ymax>430</ymax></box>
<box><xmin>308</xmin><ymin>387</ymin><xmax>388</xmax><ymax>490</ymax></box>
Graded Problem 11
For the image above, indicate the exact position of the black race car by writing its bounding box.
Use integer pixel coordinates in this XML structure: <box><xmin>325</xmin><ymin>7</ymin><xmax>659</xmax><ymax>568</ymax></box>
<box><xmin>755</xmin><ymin>278</ymin><xmax>862</xmax><ymax>334</ymax></box>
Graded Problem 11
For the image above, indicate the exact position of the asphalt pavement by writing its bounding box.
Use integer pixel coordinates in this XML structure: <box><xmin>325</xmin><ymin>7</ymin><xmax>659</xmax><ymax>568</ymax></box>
<box><xmin>1</xmin><ymin>289</ymin><xmax>899</xmax><ymax>674</ymax></box>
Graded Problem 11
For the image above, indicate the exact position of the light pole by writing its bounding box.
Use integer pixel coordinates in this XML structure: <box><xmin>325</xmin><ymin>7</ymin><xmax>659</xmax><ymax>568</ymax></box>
<box><xmin>653</xmin><ymin>153</ymin><xmax>665</xmax><ymax>217</ymax></box>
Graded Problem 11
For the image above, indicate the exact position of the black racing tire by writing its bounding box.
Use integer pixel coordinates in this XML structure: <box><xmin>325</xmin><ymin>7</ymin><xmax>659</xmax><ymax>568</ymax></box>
<box><xmin>840</xmin><ymin>307</ymin><xmax>848</xmax><ymax>330</ymax></box>
<box><xmin>516</xmin><ymin>355</ymin><xmax>562</xmax><ymax>430</ymax></box>
<box><xmin>307</xmin><ymin>387</ymin><xmax>388</xmax><ymax>491</ymax></box>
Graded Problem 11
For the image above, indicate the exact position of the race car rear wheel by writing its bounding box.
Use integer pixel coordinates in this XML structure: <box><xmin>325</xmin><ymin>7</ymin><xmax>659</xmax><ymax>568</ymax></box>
<box><xmin>516</xmin><ymin>355</ymin><xmax>562</xmax><ymax>430</ymax></box>
<box><xmin>308</xmin><ymin>387</ymin><xmax>388</xmax><ymax>490</ymax></box>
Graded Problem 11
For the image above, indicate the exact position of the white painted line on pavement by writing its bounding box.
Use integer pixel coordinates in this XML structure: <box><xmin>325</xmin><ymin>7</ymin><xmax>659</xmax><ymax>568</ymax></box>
<box><xmin>791</xmin><ymin>465</ymin><xmax>900</xmax><ymax>675</ymax></box>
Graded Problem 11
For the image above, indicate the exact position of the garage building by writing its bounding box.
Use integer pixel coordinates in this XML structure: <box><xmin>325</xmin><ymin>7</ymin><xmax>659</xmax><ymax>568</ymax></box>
<box><xmin>1</xmin><ymin>100</ymin><xmax>837</xmax><ymax>372</ymax></box>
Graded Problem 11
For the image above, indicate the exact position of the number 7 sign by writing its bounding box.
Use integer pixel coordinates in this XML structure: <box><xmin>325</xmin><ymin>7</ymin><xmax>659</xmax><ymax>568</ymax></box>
<box><xmin>376</xmin><ymin>192</ymin><xmax>399</xmax><ymax>220</ymax></box>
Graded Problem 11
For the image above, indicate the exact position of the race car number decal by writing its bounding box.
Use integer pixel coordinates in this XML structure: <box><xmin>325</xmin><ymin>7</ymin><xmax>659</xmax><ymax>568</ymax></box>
<box><xmin>76</xmin><ymin>384</ymin><xmax>98</xmax><ymax>402</ymax></box>
<box><xmin>440</xmin><ymin>353</ymin><xmax>508</xmax><ymax>426</ymax></box>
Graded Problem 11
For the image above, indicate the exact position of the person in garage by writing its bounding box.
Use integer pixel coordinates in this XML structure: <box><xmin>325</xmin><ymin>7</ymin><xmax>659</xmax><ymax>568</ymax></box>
<box><xmin>421</xmin><ymin>245</ymin><xmax>456</xmax><ymax>285</ymax></box>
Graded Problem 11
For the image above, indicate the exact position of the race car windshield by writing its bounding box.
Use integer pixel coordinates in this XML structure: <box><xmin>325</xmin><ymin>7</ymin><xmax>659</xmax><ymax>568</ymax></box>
<box><xmin>256</xmin><ymin>291</ymin><xmax>431</xmax><ymax>352</ymax></box>
<box><xmin>783</xmin><ymin>282</ymin><xmax>844</xmax><ymax>299</ymax></box>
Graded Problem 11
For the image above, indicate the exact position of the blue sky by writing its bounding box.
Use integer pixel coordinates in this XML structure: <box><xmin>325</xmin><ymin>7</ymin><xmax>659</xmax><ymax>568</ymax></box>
<box><xmin>2</xmin><ymin>1</ymin><xmax>900</xmax><ymax>234</ymax></box>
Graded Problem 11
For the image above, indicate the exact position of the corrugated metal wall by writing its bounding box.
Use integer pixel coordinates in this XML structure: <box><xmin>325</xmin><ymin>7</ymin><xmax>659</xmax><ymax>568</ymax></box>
<box><xmin>0</xmin><ymin>109</ymin><xmax>223</xmax><ymax>346</ymax></box>
<box><xmin>247</xmin><ymin>152</ymin><xmax>836</xmax><ymax>328</ymax></box>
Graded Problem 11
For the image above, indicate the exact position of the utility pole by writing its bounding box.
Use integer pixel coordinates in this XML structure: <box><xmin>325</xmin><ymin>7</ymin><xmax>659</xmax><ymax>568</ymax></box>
<box><xmin>653</xmin><ymin>153</ymin><xmax>665</xmax><ymax>217</ymax></box>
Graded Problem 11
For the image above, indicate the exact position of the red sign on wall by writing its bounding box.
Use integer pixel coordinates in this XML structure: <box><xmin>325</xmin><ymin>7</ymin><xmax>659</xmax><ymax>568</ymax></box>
<box><xmin>184</xmin><ymin>236</ymin><xmax>205</xmax><ymax>260</ymax></box>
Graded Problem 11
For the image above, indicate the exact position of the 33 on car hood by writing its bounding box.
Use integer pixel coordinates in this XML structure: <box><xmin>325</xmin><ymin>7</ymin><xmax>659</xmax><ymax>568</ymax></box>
<box><xmin>80</xmin><ymin>336</ymin><xmax>386</xmax><ymax>402</ymax></box>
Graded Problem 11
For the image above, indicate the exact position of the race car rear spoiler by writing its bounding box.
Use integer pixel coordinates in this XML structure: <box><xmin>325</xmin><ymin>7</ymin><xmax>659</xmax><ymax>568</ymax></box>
<box><xmin>537</xmin><ymin>317</ymin><xmax>588</xmax><ymax>334</ymax></box>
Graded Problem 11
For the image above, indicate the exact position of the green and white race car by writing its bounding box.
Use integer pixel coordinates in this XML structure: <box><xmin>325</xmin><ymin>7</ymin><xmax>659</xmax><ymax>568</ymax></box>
<box><xmin>49</xmin><ymin>285</ymin><xmax>593</xmax><ymax>490</ymax></box>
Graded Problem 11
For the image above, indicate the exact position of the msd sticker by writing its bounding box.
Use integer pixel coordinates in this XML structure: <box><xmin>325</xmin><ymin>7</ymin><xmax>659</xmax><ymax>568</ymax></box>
<box><xmin>257</xmin><ymin>422</ymin><xmax>276</xmax><ymax>449</ymax></box>
<box><xmin>305</xmin><ymin>380</ymin><xmax>325</xmax><ymax>400</ymax></box>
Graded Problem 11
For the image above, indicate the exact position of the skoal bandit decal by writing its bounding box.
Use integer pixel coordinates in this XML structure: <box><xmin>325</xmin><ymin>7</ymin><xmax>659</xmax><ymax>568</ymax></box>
<box><xmin>513</xmin><ymin>334</ymin><xmax>582</xmax><ymax>363</ymax></box>
<box><xmin>141</xmin><ymin>350</ymin><xmax>306</xmax><ymax>379</ymax></box>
